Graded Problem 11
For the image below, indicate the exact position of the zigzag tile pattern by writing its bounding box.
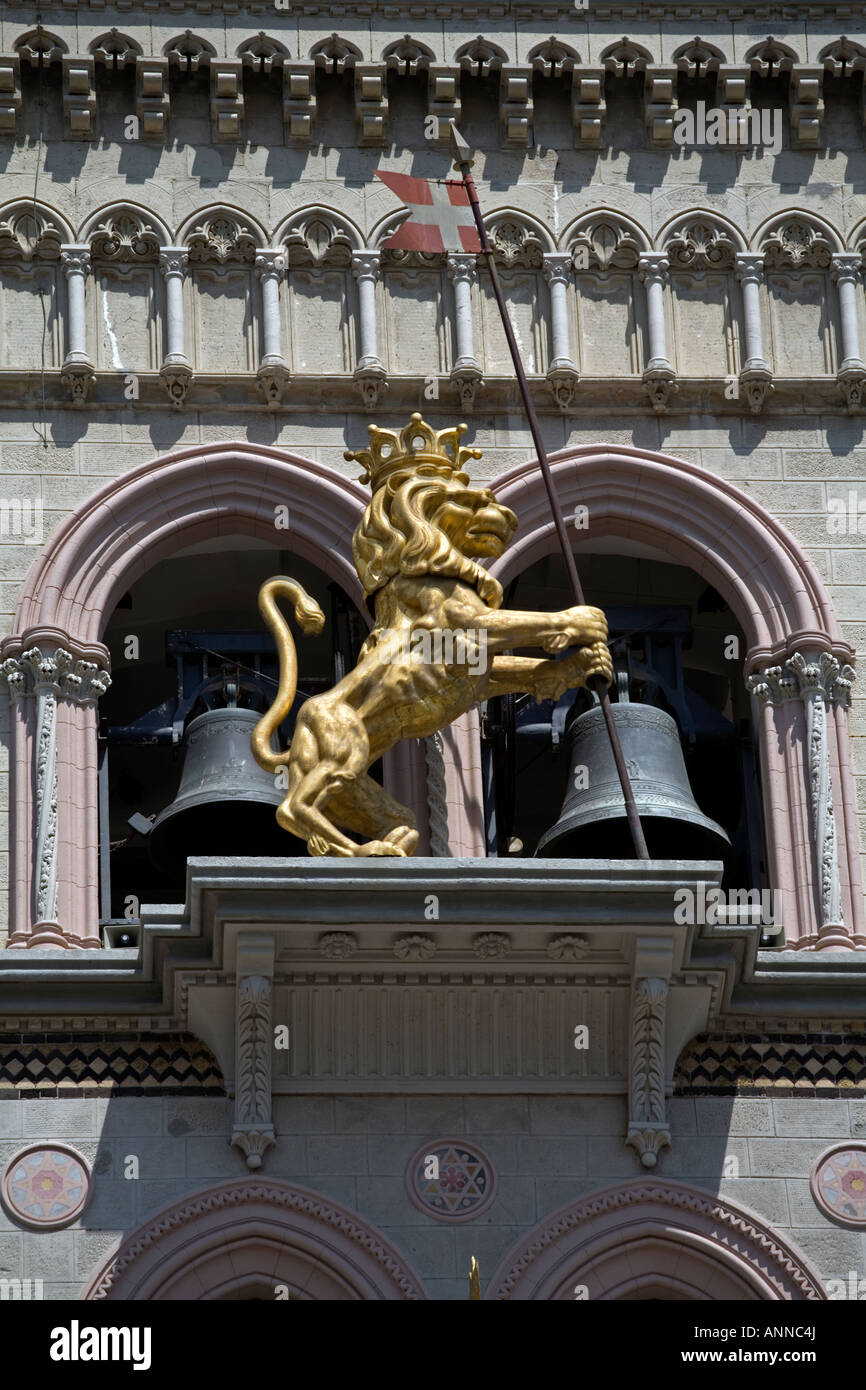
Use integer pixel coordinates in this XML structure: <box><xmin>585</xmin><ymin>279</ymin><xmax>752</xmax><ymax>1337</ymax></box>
<box><xmin>0</xmin><ymin>1034</ymin><xmax>224</xmax><ymax>1095</ymax></box>
<box><xmin>675</xmin><ymin>1034</ymin><xmax>866</xmax><ymax>1096</ymax></box>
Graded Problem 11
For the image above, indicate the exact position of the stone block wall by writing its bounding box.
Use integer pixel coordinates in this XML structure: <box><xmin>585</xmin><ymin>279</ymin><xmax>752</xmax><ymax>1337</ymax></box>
<box><xmin>0</xmin><ymin>1090</ymin><xmax>862</xmax><ymax>1300</ymax></box>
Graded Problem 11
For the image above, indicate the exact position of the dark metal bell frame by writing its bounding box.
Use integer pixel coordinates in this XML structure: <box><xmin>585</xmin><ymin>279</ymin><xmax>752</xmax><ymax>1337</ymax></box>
<box><xmin>537</xmin><ymin>701</ymin><xmax>732</xmax><ymax>861</ymax></box>
<box><xmin>148</xmin><ymin>707</ymin><xmax>298</xmax><ymax>881</ymax></box>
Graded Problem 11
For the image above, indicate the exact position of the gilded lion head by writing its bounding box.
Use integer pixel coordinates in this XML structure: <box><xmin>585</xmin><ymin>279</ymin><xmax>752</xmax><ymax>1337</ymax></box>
<box><xmin>352</xmin><ymin>472</ymin><xmax>518</xmax><ymax>610</ymax></box>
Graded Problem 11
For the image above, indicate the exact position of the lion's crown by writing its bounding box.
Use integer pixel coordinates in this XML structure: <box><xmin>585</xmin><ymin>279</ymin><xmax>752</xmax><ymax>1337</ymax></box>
<box><xmin>345</xmin><ymin>413</ymin><xmax>483</xmax><ymax>492</ymax></box>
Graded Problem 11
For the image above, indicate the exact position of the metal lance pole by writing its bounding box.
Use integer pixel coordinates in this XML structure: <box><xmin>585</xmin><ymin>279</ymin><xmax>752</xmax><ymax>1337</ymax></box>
<box><xmin>449</xmin><ymin>125</ymin><xmax>649</xmax><ymax>860</ymax></box>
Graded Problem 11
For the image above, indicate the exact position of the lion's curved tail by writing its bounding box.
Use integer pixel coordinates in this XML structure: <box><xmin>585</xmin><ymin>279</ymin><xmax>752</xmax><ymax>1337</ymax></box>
<box><xmin>252</xmin><ymin>577</ymin><xmax>326</xmax><ymax>774</ymax></box>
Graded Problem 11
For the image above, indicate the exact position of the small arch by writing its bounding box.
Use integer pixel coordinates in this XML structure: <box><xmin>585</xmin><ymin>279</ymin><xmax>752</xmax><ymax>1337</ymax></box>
<box><xmin>527</xmin><ymin>38</ymin><xmax>582</xmax><ymax>75</ymax></box>
<box><xmin>382</xmin><ymin>36</ymin><xmax>436</xmax><ymax>75</ymax></box>
<box><xmin>658</xmin><ymin>211</ymin><xmax>746</xmax><ymax>269</ymax></box>
<box><xmin>177</xmin><ymin>205</ymin><xmax>268</xmax><ymax>263</ymax></box>
<box><xmin>600</xmin><ymin>37</ymin><xmax>654</xmax><ymax>76</ymax></box>
<box><xmin>745</xmin><ymin>36</ymin><xmax>799</xmax><ymax>75</ymax></box>
<box><xmin>484</xmin><ymin>1180</ymin><xmax>827</xmax><ymax>1300</ymax></box>
<box><xmin>0</xmin><ymin>200</ymin><xmax>73</xmax><ymax>259</ymax></box>
<box><xmin>12</xmin><ymin>443</ymin><xmax>368</xmax><ymax>647</ymax></box>
<box><xmin>78</xmin><ymin>201</ymin><xmax>172</xmax><ymax>252</ymax></box>
<box><xmin>672</xmin><ymin>37</ymin><xmax>727</xmax><ymax>76</ymax></box>
<box><xmin>88</xmin><ymin>30</ymin><xmax>142</xmax><ymax>68</ymax></box>
<box><xmin>369</xmin><ymin>207</ymin><xmax>421</xmax><ymax>252</ymax></box>
<box><xmin>454</xmin><ymin>36</ymin><xmax>509</xmax><ymax>75</ymax></box>
<box><xmin>560</xmin><ymin>208</ymin><xmax>650</xmax><ymax>264</ymax></box>
<box><xmin>489</xmin><ymin>443</ymin><xmax>847</xmax><ymax>662</ymax></box>
<box><xmin>163</xmin><ymin>31</ymin><xmax>217</xmax><ymax>73</ymax></box>
<box><xmin>752</xmin><ymin>209</ymin><xmax>844</xmax><ymax>263</ymax></box>
<box><xmin>487</xmin><ymin>207</ymin><xmax>555</xmax><ymax>263</ymax></box>
<box><xmin>82</xmin><ymin>1178</ymin><xmax>429</xmax><ymax>1300</ymax></box>
<box><xmin>13</xmin><ymin>27</ymin><xmax>67</xmax><ymax>64</ymax></box>
<box><xmin>846</xmin><ymin>214</ymin><xmax>866</xmax><ymax>255</ymax></box>
<box><xmin>819</xmin><ymin>36</ymin><xmax>866</xmax><ymax>76</ymax></box>
<box><xmin>237</xmin><ymin>33</ymin><xmax>290</xmax><ymax>73</ymax></box>
<box><xmin>310</xmin><ymin>34</ymin><xmax>363</xmax><ymax>74</ymax></box>
<box><xmin>275</xmin><ymin>205</ymin><xmax>363</xmax><ymax>261</ymax></box>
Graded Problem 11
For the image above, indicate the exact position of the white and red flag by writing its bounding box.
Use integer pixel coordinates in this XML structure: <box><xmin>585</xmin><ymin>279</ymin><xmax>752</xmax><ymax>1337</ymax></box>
<box><xmin>374</xmin><ymin>170</ymin><xmax>482</xmax><ymax>254</ymax></box>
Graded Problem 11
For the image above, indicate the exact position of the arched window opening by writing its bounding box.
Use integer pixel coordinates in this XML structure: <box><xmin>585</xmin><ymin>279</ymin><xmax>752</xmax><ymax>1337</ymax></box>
<box><xmin>97</xmin><ymin>536</ymin><xmax>365</xmax><ymax>928</ymax></box>
<box><xmin>482</xmin><ymin>546</ymin><xmax>760</xmax><ymax>896</ymax></box>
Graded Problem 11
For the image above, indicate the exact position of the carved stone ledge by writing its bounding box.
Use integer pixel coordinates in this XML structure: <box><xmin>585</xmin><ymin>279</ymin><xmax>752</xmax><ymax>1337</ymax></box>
<box><xmin>60</xmin><ymin>363</ymin><xmax>96</xmax><ymax>408</ymax></box>
<box><xmin>642</xmin><ymin>367</ymin><xmax>677</xmax><ymax>413</ymax></box>
<box><xmin>837</xmin><ymin>366</ymin><xmax>866</xmax><ymax>415</ymax></box>
<box><xmin>159</xmin><ymin>362</ymin><xmax>192</xmax><ymax>409</ymax></box>
<box><xmin>451</xmin><ymin>367</ymin><xmax>483</xmax><ymax>411</ymax></box>
<box><xmin>256</xmin><ymin>363</ymin><xmax>291</xmax><ymax>409</ymax></box>
<box><xmin>547</xmin><ymin>366</ymin><xmax>580</xmax><ymax>411</ymax></box>
<box><xmin>739</xmin><ymin>366</ymin><xmax>774</xmax><ymax>414</ymax></box>
<box><xmin>353</xmin><ymin>365</ymin><xmax>388</xmax><ymax>412</ymax></box>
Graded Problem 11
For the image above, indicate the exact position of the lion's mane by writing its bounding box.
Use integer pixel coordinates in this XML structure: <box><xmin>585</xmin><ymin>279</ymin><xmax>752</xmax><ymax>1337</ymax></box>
<box><xmin>352</xmin><ymin>473</ymin><xmax>505</xmax><ymax>608</ymax></box>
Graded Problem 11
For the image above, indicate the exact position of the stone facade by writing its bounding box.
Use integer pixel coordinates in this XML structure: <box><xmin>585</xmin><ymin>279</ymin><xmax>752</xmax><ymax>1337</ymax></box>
<box><xmin>0</xmin><ymin>0</ymin><xmax>865</xmax><ymax>1302</ymax></box>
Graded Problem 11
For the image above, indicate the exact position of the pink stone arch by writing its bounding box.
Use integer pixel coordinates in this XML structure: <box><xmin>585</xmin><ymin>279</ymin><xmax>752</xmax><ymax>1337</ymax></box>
<box><xmin>1</xmin><ymin>444</ymin><xmax>371</xmax><ymax>946</ymax></box>
<box><xmin>484</xmin><ymin>1179</ymin><xmax>827</xmax><ymax>1300</ymax></box>
<box><xmin>488</xmin><ymin>445</ymin><xmax>863</xmax><ymax>949</ymax></box>
<box><xmin>82</xmin><ymin>1178</ymin><xmax>429</xmax><ymax>1300</ymax></box>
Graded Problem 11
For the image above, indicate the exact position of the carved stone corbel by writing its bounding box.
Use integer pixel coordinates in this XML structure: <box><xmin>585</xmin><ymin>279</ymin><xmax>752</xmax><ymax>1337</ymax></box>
<box><xmin>626</xmin><ymin>937</ymin><xmax>674</xmax><ymax>1168</ymax></box>
<box><xmin>231</xmin><ymin>935</ymin><xmax>276</xmax><ymax>1170</ymax></box>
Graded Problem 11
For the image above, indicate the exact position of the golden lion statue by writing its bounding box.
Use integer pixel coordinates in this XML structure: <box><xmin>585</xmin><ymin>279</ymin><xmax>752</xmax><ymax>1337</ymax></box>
<box><xmin>251</xmin><ymin>414</ymin><xmax>612</xmax><ymax>857</ymax></box>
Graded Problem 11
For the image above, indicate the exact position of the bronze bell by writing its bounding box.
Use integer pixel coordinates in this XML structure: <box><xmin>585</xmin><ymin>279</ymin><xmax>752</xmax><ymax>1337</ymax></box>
<box><xmin>536</xmin><ymin>701</ymin><xmax>732</xmax><ymax>861</ymax></box>
<box><xmin>148</xmin><ymin>707</ymin><xmax>302</xmax><ymax>881</ymax></box>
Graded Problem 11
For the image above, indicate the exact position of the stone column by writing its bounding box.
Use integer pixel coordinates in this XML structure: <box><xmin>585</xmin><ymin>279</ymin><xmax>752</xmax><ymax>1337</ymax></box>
<box><xmin>638</xmin><ymin>253</ymin><xmax>676</xmax><ymax>411</ymax></box>
<box><xmin>159</xmin><ymin>247</ymin><xmax>192</xmax><ymax>408</ymax></box>
<box><xmin>447</xmin><ymin>253</ymin><xmax>483</xmax><ymax>410</ymax></box>
<box><xmin>735</xmin><ymin>252</ymin><xmax>773</xmax><ymax>413</ymax></box>
<box><xmin>747</xmin><ymin>652</ymin><xmax>857</xmax><ymax>949</ymax></box>
<box><xmin>1</xmin><ymin>645</ymin><xmax>110</xmax><ymax>948</ymax></box>
<box><xmin>255</xmin><ymin>250</ymin><xmax>290</xmax><ymax>408</ymax></box>
<box><xmin>60</xmin><ymin>245</ymin><xmax>95</xmax><ymax>406</ymax></box>
<box><xmin>831</xmin><ymin>252</ymin><xmax>866</xmax><ymax>412</ymax></box>
<box><xmin>543</xmin><ymin>253</ymin><xmax>579</xmax><ymax>410</ymax></box>
<box><xmin>351</xmin><ymin>250</ymin><xmax>387</xmax><ymax>410</ymax></box>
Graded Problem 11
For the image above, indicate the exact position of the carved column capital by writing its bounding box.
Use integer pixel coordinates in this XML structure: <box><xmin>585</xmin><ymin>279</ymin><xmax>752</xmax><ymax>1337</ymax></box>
<box><xmin>734</xmin><ymin>251</ymin><xmax>766</xmax><ymax>285</ymax></box>
<box><xmin>4</xmin><ymin>646</ymin><xmax>112</xmax><ymax>702</ymax></box>
<box><xmin>59</xmin><ymin>244</ymin><xmax>92</xmax><ymax>276</ymax></box>
<box><xmin>446</xmin><ymin>252</ymin><xmax>478</xmax><ymax>285</ymax></box>
<box><xmin>747</xmin><ymin>651</ymin><xmax>856</xmax><ymax>709</ymax></box>
<box><xmin>255</xmin><ymin>249</ymin><xmax>287</xmax><ymax>281</ymax></box>
<box><xmin>351</xmin><ymin>250</ymin><xmax>382</xmax><ymax>283</ymax></box>
<box><xmin>158</xmin><ymin>246</ymin><xmax>189</xmax><ymax>279</ymax></box>
<box><xmin>542</xmin><ymin>252</ymin><xmax>573</xmax><ymax>286</ymax></box>
<box><xmin>831</xmin><ymin>251</ymin><xmax>863</xmax><ymax>284</ymax></box>
<box><xmin>637</xmin><ymin>252</ymin><xmax>669</xmax><ymax>287</ymax></box>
